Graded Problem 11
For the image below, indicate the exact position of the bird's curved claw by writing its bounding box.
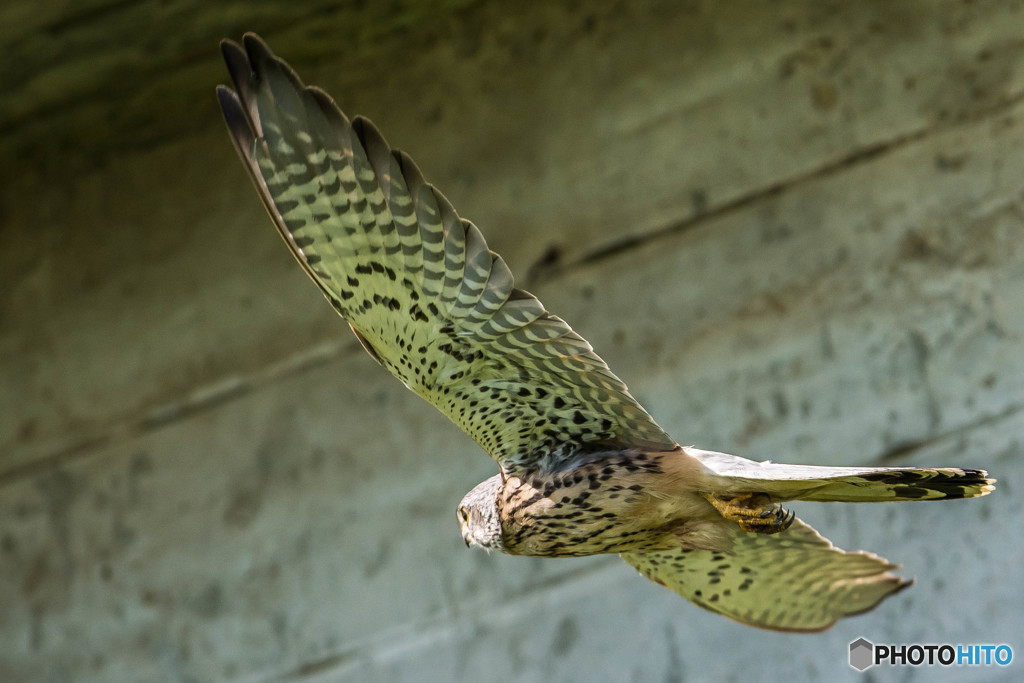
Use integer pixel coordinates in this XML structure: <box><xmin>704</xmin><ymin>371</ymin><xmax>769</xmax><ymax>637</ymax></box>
<box><xmin>703</xmin><ymin>492</ymin><xmax>795</xmax><ymax>535</ymax></box>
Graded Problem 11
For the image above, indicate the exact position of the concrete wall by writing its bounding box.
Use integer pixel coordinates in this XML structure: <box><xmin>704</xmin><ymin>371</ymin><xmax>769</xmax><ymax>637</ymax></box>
<box><xmin>2</xmin><ymin>1</ymin><xmax>1022</xmax><ymax>680</ymax></box>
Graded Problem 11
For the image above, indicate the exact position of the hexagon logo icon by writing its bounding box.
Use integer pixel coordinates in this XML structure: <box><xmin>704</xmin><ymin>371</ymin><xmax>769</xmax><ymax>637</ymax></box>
<box><xmin>849</xmin><ymin>638</ymin><xmax>874</xmax><ymax>671</ymax></box>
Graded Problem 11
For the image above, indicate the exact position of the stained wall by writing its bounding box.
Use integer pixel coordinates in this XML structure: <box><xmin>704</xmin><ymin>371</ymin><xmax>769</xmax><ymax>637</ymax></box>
<box><xmin>2</xmin><ymin>2</ymin><xmax>1022</xmax><ymax>680</ymax></box>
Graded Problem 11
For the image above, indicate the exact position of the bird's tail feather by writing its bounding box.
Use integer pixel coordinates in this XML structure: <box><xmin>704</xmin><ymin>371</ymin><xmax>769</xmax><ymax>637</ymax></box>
<box><xmin>797</xmin><ymin>467</ymin><xmax>995</xmax><ymax>502</ymax></box>
<box><xmin>683</xmin><ymin>447</ymin><xmax>995</xmax><ymax>503</ymax></box>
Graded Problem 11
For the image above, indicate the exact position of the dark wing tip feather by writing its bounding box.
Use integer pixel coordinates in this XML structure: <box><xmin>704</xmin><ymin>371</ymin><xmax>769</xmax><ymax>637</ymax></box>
<box><xmin>307</xmin><ymin>86</ymin><xmax>353</xmax><ymax>133</ymax></box>
<box><xmin>394</xmin><ymin>149</ymin><xmax>428</xmax><ymax>191</ymax></box>
<box><xmin>222</xmin><ymin>33</ymin><xmax>318</xmax><ymax>141</ymax></box>
<box><xmin>240</xmin><ymin>33</ymin><xmax>274</xmax><ymax>73</ymax></box>
<box><xmin>220</xmin><ymin>40</ymin><xmax>259</xmax><ymax>127</ymax></box>
<box><xmin>352</xmin><ymin>115</ymin><xmax>396</xmax><ymax>190</ymax></box>
<box><xmin>242</xmin><ymin>32</ymin><xmax>309</xmax><ymax>99</ymax></box>
<box><xmin>352</xmin><ymin>116</ymin><xmax>390</xmax><ymax>159</ymax></box>
<box><xmin>216</xmin><ymin>85</ymin><xmax>255</xmax><ymax>160</ymax></box>
<box><xmin>220</xmin><ymin>38</ymin><xmax>250</xmax><ymax>85</ymax></box>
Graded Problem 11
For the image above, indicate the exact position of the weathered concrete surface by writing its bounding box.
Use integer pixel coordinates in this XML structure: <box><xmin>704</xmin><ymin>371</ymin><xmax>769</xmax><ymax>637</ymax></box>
<box><xmin>2</xmin><ymin>1</ymin><xmax>1022</xmax><ymax>681</ymax></box>
<box><xmin>6</xmin><ymin>0</ymin><xmax>1024</xmax><ymax>475</ymax></box>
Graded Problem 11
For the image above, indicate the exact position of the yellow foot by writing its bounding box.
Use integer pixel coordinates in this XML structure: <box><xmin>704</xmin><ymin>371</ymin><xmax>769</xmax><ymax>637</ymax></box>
<box><xmin>702</xmin><ymin>492</ymin><xmax>795</xmax><ymax>535</ymax></box>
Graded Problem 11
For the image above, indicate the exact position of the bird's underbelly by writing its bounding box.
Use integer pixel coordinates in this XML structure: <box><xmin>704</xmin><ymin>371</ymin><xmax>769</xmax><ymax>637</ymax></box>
<box><xmin>497</xmin><ymin>453</ymin><xmax>716</xmax><ymax>558</ymax></box>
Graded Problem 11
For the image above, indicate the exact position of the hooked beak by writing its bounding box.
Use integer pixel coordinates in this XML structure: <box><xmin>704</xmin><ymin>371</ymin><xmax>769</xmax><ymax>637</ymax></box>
<box><xmin>463</xmin><ymin>534</ymin><xmax>471</xmax><ymax>548</ymax></box>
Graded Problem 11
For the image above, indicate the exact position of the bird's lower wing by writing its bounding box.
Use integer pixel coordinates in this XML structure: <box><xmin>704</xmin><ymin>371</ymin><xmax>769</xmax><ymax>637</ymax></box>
<box><xmin>217</xmin><ymin>34</ymin><xmax>677</xmax><ymax>470</ymax></box>
<box><xmin>621</xmin><ymin>519</ymin><xmax>910</xmax><ymax>632</ymax></box>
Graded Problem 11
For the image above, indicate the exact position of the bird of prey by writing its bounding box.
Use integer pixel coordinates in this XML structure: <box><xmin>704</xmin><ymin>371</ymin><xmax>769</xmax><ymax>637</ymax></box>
<box><xmin>217</xmin><ymin>33</ymin><xmax>995</xmax><ymax>632</ymax></box>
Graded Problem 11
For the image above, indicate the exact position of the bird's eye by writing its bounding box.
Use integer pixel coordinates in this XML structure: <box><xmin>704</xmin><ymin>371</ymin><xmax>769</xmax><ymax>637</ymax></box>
<box><xmin>458</xmin><ymin>506</ymin><xmax>469</xmax><ymax>522</ymax></box>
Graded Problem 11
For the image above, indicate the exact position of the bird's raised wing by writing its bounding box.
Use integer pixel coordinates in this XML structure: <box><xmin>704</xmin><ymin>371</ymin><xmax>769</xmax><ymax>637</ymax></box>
<box><xmin>217</xmin><ymin>34</ymin><xmax>677</xmax><ymax>471</ymax></box>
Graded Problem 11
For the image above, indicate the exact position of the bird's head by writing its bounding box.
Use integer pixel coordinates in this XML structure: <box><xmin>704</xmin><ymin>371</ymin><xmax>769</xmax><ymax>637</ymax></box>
<box><xmin>457</xmin><ymin>474</ymin><xmax>505</xmax><ymax>552</ymax></box>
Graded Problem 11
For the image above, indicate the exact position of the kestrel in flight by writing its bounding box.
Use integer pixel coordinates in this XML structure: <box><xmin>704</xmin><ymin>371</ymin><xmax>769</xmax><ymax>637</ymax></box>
<box><xmin>218</xmin><ymin>34</ymin><xmax>995</xmax><ymax>632</ymax></box>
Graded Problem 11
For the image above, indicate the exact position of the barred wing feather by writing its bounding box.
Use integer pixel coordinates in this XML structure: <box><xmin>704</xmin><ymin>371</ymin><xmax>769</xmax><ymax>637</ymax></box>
<box><xmin>217</xmin><ymin>34</ymin><xmax>677</xmax><ymax>470</ymax></box>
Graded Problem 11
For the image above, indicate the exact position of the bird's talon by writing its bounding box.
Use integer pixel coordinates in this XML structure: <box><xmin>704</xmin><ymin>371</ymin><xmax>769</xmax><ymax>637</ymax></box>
<box><xmin>703</xmin><ymin>492</ymin><xmax>794</xmax><ymax>535</ymax></box>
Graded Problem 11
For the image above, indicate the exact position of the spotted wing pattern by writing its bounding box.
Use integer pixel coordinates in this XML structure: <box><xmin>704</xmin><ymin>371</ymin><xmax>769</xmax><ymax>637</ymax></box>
<box><xmin>621</xmin><ymin>520</ymin><xmax>910</xmax><ymax>632</ymax></box>
<box><xmin>217</xmin><ymin>34</ymin><xmax>677</xmax><ymax>470</ymax></box>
